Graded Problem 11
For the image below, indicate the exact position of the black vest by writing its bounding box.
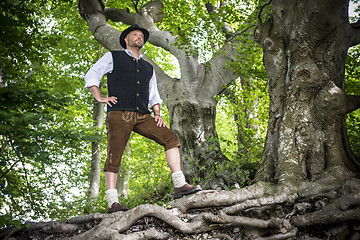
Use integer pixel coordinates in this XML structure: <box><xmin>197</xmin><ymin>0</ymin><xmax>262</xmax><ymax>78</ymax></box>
<box><xmin>107</xmin><ymin>51</ymin><xmax>153</xmax><ymax>113</ymax></box>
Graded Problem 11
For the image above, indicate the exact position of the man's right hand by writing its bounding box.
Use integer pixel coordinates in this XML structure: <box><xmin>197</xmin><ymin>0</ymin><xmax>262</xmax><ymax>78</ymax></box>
<box><xmin>89</xmin><ymin>86</ymin><xmax>117</xmax><ymax>107</ymax></box>
<box><xmin>98</xmin><ymin>96</ymin><xmax>118</xmax><ymax>107</ymax></box>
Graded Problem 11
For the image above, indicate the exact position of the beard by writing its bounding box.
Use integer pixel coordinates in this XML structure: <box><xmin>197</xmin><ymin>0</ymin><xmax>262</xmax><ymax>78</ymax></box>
<box><xmin>130</xmin><ymin>39</ymin><xmax>144</xmax><ymax>49</ymax></box>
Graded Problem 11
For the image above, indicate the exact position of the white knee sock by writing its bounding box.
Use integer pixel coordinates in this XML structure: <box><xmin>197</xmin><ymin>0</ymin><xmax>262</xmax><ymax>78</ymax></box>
<box><xmin>171</xmin><ymin>171</ymin><xmax>187</xmax><ymax>188</ymax></box>
<box><xmin>106</xmin><ymin>189</ymin><xmax>119</xmax><ymax>208</ymax></box>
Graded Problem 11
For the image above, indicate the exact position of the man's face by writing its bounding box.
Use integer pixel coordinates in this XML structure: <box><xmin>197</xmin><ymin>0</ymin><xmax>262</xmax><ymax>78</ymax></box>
<box><xmin>125</xmin><ymin>30</ymin><xmax>144</xmax><ymax>49</ymax></box>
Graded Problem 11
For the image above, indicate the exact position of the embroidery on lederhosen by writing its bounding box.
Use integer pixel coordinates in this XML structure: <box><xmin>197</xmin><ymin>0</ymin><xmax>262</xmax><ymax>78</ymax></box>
<box><xmin>122</xmin><ymin>111</ymin><xmax>133</xmax><ymax>122</ymax></box>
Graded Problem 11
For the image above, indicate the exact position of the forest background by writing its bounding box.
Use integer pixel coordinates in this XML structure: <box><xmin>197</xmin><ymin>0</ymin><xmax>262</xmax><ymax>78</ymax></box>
<box><xmin>0</xmin><ymin>0</ymin><xmax>359</xmax><ymax>228</ymax></box>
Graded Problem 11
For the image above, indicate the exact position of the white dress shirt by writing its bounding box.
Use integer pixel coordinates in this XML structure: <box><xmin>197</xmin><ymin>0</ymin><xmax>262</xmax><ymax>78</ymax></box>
<box><xmin>84</xmin><ymin>50</ymin><xmax>162</xmax><ymax>109</ymax></box>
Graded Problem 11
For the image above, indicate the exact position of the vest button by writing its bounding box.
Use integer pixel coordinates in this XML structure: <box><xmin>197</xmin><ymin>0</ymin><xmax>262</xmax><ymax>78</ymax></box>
<box><xmin>137</xmin><ymin>69</ymin><xmax>139</xmax><ymax>72</ymax></box>
<box><xmin>133</xmin><ymin>58</ymin><xmax>136</xmax><ymax>61</ymax></box>
<box><xmin>137</xmin><ymin>107</ymin><xmax>139</xmax><ymax>110</ymax></box>
<box><xmin>137</xmin><ymin>81</ymin><xmax>140</xmax><ymax>84</ymax></box>
<box><xmin>137</xmin><ymin>93</ymin><xmax>139</xmax><ymax>96</ymax></box>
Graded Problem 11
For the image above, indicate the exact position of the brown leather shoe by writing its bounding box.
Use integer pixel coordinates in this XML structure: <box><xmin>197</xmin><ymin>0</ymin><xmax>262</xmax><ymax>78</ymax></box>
<box><xmin>174</xmin><ymin>183</ymin><xmax>202</xmax><ymax>199</ymax></box>
<box><xmin>108</xmin><ymin>202</ymin><xmax>129</xmax><ymax>213</ymax></box>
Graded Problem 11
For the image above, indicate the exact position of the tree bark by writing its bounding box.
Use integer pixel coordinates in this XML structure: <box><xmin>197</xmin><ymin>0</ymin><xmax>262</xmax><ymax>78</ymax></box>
<box><xmin>254</xmin><ymin>0</ymin><xmax>360</xmax><ymax>183</ymax></box>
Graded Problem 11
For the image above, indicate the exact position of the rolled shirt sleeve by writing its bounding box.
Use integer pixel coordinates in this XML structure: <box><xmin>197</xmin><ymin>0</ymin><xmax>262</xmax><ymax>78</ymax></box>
<box><xmin>84</xmin><ymin>52</ymin><xmax>113</xmax><ymax>89</ymax></box>
<box><xmin>149</xmin><ymin>69</ymin><xmax>162</xmax><ymax>109</ymax></box>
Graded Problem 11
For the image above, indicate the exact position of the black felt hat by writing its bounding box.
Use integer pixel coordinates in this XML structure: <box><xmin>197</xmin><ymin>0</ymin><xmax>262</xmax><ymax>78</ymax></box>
<box><xmin>119</xmin><ymin>24</ymin><xmax>150</xmax><ymax>49</ymax></box>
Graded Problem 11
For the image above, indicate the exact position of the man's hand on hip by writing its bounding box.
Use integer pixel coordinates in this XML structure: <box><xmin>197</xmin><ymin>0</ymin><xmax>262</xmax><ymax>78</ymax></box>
<box><xmin>89</xmin><ymin>86</ymin><xmax>117</xmax><ymax>107</ymax></box>
<box><xmin>98</xmin><ymin>96</ymin><xmax>118</xmax><ymax>107</ymax></box>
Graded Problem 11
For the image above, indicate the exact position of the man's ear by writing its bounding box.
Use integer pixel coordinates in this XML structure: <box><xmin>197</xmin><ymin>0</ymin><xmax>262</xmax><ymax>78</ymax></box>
<box><xmin>124</xmin><ymin>36</ymin><xmax>128</xmax><ymax>47</ymax></box>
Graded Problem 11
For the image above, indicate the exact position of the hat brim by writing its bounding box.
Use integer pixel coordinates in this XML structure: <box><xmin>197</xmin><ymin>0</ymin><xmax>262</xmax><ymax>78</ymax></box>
<box><xmin>120</xmin><ymin>25</ymin><xmax>149</xmax><ymax>49</ymax></box>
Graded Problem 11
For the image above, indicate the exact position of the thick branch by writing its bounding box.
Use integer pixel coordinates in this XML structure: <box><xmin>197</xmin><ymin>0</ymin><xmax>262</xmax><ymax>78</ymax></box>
<box><xmin>104</xmin><ymin>8</ymin><xmax>135</xmax><ymax>25</ymax></box>
<box><xmin>199</xmin><ymin>43</ymin><xmax>240</xmax><ymax>99</ymax></box>
<box><xmin>199</xmin><ymin>19</ymin><xmax>258</xmax><ymax>99</ymax></box>
<box><xmin>105</xmin><ymin>1</ymin><xmax>164</xmax><ymax>24</ymax></box>
<box><xmin>78</xmin><ymin>0</ymin><xmax>122</xmax><ymax>50</ymax></box>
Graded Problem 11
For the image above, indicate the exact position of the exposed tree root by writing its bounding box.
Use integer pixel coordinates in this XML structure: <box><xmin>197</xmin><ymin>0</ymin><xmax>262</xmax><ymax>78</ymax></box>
<box><xmin>168</xmin><ymin>181</ymin><xmax>270</xmax><ymax>212</ymax></box>
<box><xmin>292</xmin><ymin>192</ymin><xmax>360</xmax><ymax>227</ymax></box>
<box><xmin>253</xmin><ymin>227</ymin><xmax>298</xmax><ymax>240</ymax></box>
<box><xmin>203</xmin><ymin>211</ymin><xmax>288</xmax><ymax>229</ymax></box>
<box><xmin>0</xmin><ymin>221</ymin><xmax>79</xmax><ymax>240</ymax></box>
<box><xmin>3</xmin><ymin>176</ymin><xmax>360</xmax><ymax>239</ymax></box>
<box><xmin>67</xmin><ymin>204</ymin><xmax>216</xmax><ymax>240</ymax></box>
<box><xmin>119</xmin><ymin>228</ymin><xmax>170</xmax><ymax>240</ymax></box>
<box><xmin>67</xmin><ymin>212</ymin><xmax>109</xmax><ymax>224</ymax></box>
<box><xmin>223</xmin><ymin>192</ymin><xmax>298</xmax><ymax>214</ymax></box>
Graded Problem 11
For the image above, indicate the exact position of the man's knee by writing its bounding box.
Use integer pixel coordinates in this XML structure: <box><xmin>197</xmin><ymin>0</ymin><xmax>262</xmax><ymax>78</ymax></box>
<box><xmin>163</xmin><ymin>131</ymin><xmax>181</xmax><ymax>151</ymax></box>
<box><xmin>104</xmin><ymin>158</ymin><xmax>121</xmax><ymax>173</ymax></box>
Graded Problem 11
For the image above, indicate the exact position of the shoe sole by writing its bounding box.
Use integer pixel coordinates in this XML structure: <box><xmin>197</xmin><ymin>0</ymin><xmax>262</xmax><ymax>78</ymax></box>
<box><xmin>109</xmin><ymin>208</ymin><xmax>129</xmax><ymax>213</ymax></box>
<box><xmin>174</xmin><ymin>188</ymin><xmax>202</xmax><ymax>199</ymax></box>
<box><xmin>108</xmin><ymin>205</ymin><xmax>129</xmax><ymax>213</ymax></box>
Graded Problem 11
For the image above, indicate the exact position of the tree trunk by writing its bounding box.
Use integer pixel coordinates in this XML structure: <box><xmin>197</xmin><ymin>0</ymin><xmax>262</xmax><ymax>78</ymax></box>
<box><xmin>168</xmin><ymin>98</ymin><xmax>229</xmax><ymax>189</ymax></box>
<box><xmin>87</xmin><ymin>100</ymin><xmax>105</xmax><ymax>201</ymax></box>
<box><xmin>254</xmin><ymin>0</ymin><xmax>360</xmax><ymax>183</ymax></box>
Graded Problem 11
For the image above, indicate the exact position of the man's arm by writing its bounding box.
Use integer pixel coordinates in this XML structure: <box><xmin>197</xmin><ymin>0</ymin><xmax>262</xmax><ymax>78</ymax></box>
<box><xmin>89</xmin><ymin>86</ymin><xmax>117</xmax><ymax>107</ymax></box>
<box><xmin>84</xmin><ymin>52</ymin><xmax>113</xmax><ymax>89</ymax></box>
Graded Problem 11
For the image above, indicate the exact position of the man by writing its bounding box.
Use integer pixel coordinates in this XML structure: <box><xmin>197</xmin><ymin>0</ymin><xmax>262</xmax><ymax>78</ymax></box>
<box><xmin>84</xmin><ymin>24</ymin><xmax>202</xmax><ymax>213</ymax></box>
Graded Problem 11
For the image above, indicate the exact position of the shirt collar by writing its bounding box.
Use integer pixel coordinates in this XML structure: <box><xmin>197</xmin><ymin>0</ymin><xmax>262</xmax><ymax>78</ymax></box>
<box><xmin>124</xmin><ymin>49</ymin><xmax>143</xmax><ymax>60</ymax></box>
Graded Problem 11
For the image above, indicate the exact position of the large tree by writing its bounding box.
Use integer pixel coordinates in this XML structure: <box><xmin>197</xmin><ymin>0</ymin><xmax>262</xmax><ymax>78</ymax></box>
<box><xmin>254</xmin><ymin>0</ymin><xmax>360</xmax><ymax>183</ymax></box>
